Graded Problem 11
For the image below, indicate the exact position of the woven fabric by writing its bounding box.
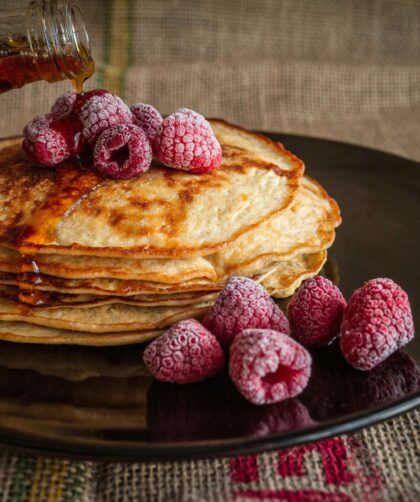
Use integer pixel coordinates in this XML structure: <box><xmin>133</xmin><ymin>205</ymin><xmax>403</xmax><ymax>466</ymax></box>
<box><xmin>0</xmin><ymin>411</ymin><xmax>418</xmax><ymax>501</ymax></box>
<box><xmin>0</xmin><ymin>0</ymin><xmax>419</xmax><ymax>500</ymax></box>
<box><xmin>0</xmin><ymin>0</ymin><xmax>419</xmax><ymax>160</ymax></box>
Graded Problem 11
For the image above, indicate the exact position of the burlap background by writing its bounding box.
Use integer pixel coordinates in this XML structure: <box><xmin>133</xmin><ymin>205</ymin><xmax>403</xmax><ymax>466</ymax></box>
<box><xmin>0</xmin><ymin>0</ymin><xmax>419</xmax><ymax>500</ymax></box>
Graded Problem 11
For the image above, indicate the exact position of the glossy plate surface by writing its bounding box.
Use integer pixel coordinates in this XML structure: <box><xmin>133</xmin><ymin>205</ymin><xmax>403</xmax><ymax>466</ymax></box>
<box><xmin>0</xmin><ymin>134</ymin><xmax>418</xmax><ymax>460</ymax></box>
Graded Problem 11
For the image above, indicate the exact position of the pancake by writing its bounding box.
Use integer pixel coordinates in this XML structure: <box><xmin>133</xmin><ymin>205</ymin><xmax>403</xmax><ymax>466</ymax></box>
<box><xmin>211</xmin><ymin>176</ymin><xmax>340</xmax><ymax>277</ymax></box>
<box><xmin>0</xmin><ymin>246</ymin><xmax>217</xmax><ymax>282</ymax></box>
<box><xmin>0</xmin><ymin>284</ymin><xmax>218</xmax><ymax>308</ymax></box>
<box><xmin>0</xmin><ymin>272</ymin><xmax>221</xmax><ymax>295</ymax></box>
<box><xmin>0</xmin><ymin>321</ymin><xmax>163</xmax><ymax>345</ymax></box>
<box><xmin>0</xmin><ymin>175</ymin><xmax>338</xmax><ymax>284</ymax></box>
<box><xmin>257</xmin><ymin>251</ymin><xmax>327</xmax><ymax>297</ymax></box>
<box><xmin>0</xmin><ymin>298</ymin><xmax>211</xmax><ymax>333</ymax></box>
<box><xmin>0</xmin><ymin>251</ymin><xmax>326</xmax><ymax>299</ymax></box>
<box><xmin>0</xmin><ymin>120</ymin><xmax>303</xmax><ymax>258</ymax></box>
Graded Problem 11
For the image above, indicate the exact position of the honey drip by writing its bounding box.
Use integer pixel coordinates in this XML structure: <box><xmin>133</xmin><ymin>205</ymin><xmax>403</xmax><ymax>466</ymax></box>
<box><xmin>0</xmin><ymin>35</ymin><xmax>95</xmax><ymax>94</ymax></box>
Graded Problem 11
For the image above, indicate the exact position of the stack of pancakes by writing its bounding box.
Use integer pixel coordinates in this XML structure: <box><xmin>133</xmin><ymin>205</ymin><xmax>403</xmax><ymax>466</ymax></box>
<box><xmin>0</xmin><ymin>120</ymin><xmax>340</xmax><ymax>345</ymax></box>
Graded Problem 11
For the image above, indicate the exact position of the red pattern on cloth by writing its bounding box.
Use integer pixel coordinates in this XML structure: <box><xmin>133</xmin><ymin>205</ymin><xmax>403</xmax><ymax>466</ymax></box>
<box><xmin>232</xmin><ymin>489</ymin><xmax>351</xmax><ymax>501</ymax></box>
<box><xmin>231</xmin><ymin>437</ymin><xmax>383</xmax><ymax>501</ymax></box>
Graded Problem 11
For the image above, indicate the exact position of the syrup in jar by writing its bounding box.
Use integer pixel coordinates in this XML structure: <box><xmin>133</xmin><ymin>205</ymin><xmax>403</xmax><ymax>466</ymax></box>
<box><xmin>0</xmin><ymin>0</ymin><xmax>94</xmax><ymax>94</ymax></box>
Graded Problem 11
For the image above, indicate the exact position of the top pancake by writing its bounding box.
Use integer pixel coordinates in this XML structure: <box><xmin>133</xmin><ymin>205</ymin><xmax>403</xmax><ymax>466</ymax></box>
<box><xmin>0</xmin><ymin>120</ymin><xmax>303</xmax><ymax>258</ymax></box>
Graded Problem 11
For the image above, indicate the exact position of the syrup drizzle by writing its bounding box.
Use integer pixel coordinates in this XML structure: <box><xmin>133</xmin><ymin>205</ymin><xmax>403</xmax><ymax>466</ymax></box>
<box><xmin>16</xmin><ymin>141</ymin><xmax>104</xmax><ymax>308</ymax></box>
<box><xmin>15</xmin><ymin>166</ymin><xmax>104</xmax><ymax>307</ymax></box>
<box><xmin>17</xmin><ymin>255</ymin><xmax>50</xmax><ymax>308</ymax></box>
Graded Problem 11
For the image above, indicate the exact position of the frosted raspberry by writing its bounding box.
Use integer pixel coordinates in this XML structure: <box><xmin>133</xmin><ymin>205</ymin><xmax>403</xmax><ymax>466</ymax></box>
<box><xmin>154</xmin><ymin>108</ymin><xmax>222</xmax><ymax>173</ymax></box>
<box><xmin>29</xmin><ymin>128</ymin><xmax>70</xmax><ymax>166</ymax></box>
<box><xmin>340</xmin><ymin>278</ymin><xmax>414</xmax><ymax>370</ymax></box>
<box><xmin>143</xmin><ymin>319</ymin><xmax>225</xmax><ymax>384</ymax></box>
<box><xmin>50</xmin><ymin>90</ymin><xmax>76</xmax><ymax>117</ymax></box>
<box><xmin>229</xmin><ymin>329</ymin><xmax>311</xmax><ymax>405</ymax></box>
<box><xmin>176</xmin><ymin>108</ymin><xmax>198</xmax><ymax>117</ymax></box>
<box><xmin>288</xmin><ymin>276</ymin><xmax>346</xmax><ymax>347</ymax></box>
<box><xmin>93</xmin><ymin>124</ymin><xmax>152</xmax><ymax>179</ymax></box>
<box><xmin>72</xmin><ymin>89</ymin><xmax>108</xmax><ymax>113</ymax></box>
<box><xmin>203</xmin><ymin>276</ymin><xmax>289</xmax><ymax>348</ymax></box>
<box><xmin>23</xmin><ymin>113</ymin><xmax>55</xmax><ymax>141</ymax></box>
<box><xmin>77</xmin><ymin>91</ymin><xmax>133</xmax><ymax>145</ymax></box>
<box><xmin>130</xmin><ymin>103</ymin><xmax>162</xmax><ymax>144</ymax></box>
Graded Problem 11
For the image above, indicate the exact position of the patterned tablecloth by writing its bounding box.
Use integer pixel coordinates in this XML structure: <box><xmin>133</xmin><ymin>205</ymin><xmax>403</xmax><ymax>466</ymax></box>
<box><xmin>0</xmin><ymin>1</ymin><xmax>419</xmax><ymax>500</ymax></box>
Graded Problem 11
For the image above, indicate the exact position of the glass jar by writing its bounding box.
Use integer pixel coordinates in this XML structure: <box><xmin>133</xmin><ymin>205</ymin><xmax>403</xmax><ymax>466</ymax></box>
<box><xmin>0</xmin><ymin>0</ymin><xmax>94</xmax><ymax>94</ymax></box>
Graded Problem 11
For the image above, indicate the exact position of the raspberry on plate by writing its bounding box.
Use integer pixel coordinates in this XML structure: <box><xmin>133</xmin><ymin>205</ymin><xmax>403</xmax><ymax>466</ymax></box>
<box><xmin>154</xmin><ymin>108</ymin><xmax>222</xmax><ymax>173</ymax></box>
<box><xmin>203</xmin><ymin>276</ymin><xmax>289</xmax><ymax>348</ymax></box>
<box><xmin>93</xmin><ymin>124</ymin><xmax>152</xmax><ymax>179</ymax></box>
<box><xmin>50</xmin><ymin>90</ymin><xmax>77</xmax><ymax>117</ymax></box>
<box><xmin>77</xmin><ymin>91</ymin><xmax>133</xmax><ymax>145</ymax></box>
<box><xmin>143</xmin><ymin>319</ymin><xmax>225</xmax><ymax>384</ymax></box>
<box><xmin>130</xmin><ymin>103</ymin><xmax>162</xmax><ymax>144</ymax></box>
<box><xmin>229</xmin><ymin>329</ymin><xmax>312</xmax><ymax>405</ymax></box>
<box><xmin>288</xmin><ymin>276</ymin><xmax>346</xmax><ymax>347</ymax></box>
<box><xmin>340</xmin><ymin>278</ymin><xmax>414</xmax><ymax>370</ymax></box>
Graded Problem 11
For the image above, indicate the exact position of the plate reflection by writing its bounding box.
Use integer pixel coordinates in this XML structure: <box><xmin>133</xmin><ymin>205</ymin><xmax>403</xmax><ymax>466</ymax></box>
<box><xmin>0</xmin><ymin>340</ymin><xmax>417</xmax><ymax>446</ymax></box>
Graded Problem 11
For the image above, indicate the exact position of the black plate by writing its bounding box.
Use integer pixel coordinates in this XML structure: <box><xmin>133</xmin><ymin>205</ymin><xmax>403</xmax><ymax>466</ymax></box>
<box><xmin>0</xmin><ymin>134</ymin><xmax>418</xmax><ymax>461</ymax></box>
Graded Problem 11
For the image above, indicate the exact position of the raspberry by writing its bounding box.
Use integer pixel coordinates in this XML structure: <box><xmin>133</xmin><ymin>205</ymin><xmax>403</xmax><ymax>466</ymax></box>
<box><xmin>154</xmin><ymin>108</ymin><xmax>222</xmax><ymax>173</ymax></box>
<box><xmin>176</xmin><ymin>108</ymin><xmax>198</xmax><ymax>117</ymax></box>
<box><xmin>23</xmin><ymin>113</ymin><xmax>55</xmax><ymax>141</ymax></box>
<box><xmin>50</xmin><ymin>90</ymin><xmax>76</xmax><ymax>117</ymax></box>
<box><xmin>72</xmin><ymin>89</ymin><xmax>109</xmax><ymax>113</ymax></box>
<box><xmin>77</xmin><ymin>91</ymin><xmax>133</xmax><ymax>145</ymax></box>
<box><xmin>143</xmin><ymin>319</ymin><xmax>225</xmax><ymax>384</ymax></box>
<box><xmin>29</xmin><ymin>128</ymin><xmax>70</xmax><ymax>166</ymax></box>
<box><xmin>340</xmin><ymin>278</ymin><xmax>414</xmax><ymax>370</ymax></box>
<box><xmin>130</xmin><ymin>103</ymin><xmax>162</xmax><ymax>144</ymax></box>
<box><xmin>203</xmin><ymin>276</ymin><xmax>289</xmax><ymax>348</ymax></box>
<box><xmin>229</xmin><ymin>329</ymin><xmax>311</xmax><ymax>405</ymax></box>
<box><xmin>93</xmin><ymin>124</ymin><xmax>152</xmax><ymax>179</ymax></box>
<box><xmin>288</xmin><ymin>276</ymin><xmax>346</xmax><ymax>347</ymax></box>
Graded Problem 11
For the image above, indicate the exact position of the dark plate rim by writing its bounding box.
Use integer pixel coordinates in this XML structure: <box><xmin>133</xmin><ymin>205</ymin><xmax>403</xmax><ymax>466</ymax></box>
<box><xmin>0</xmin><ymin>389</ymin><xmax>418</xmax><ymax>461</ymax></box>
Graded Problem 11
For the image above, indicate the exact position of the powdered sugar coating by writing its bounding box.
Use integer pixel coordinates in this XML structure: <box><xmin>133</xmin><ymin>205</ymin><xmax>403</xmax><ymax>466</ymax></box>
<box><xmin>340</xmin><ymin>278</ymin><xmax>414</xmax><ymax>370</ymax></box>
<box><xmin>288</xmin><ymin>276</ymin><xmax>346</xmax><ymax>347</ymax></box>
<box><xmin>143</xmin><ymin>319</ymin><xmax>225</xmax><ymax>384</ymax></box>
<box><xmin>130</xmin><ymin>103</ymin><xmax>163</xmax><ymax>144</ymax></box>
<box><xmin>50</xmin><ymin>90</ymin><xmax>77</xmax><ymax>117</ymax></box>
<box><xmin>229</xmin><ymin>329</ymin><xmax>311</xmax><ymax>405</ymax></box>
<box><xmin>203</xmin><ymin>276</ymin><xmax>289</xmax><ymax>348</ymax></box>
<box><xmin>23</xmin><ymin>113</ymin><xmax>55</xmax><ymax>141</ymax></box>
<box><xmin>93</xmin><ymin>124</ymin><xmax>152</xmax><ymax>179</ymax></box>
<box><xmin>78</xmin><ymin>93</ymin><xmax>133</xmax><ymax>145</ymax></box>
<box><xmin>30</xmin><ymin>128</ymin><xmax>70</xmax><ymax>166</ymax></box>
<box><xmin>154</xmin><ymin>109</ymin><xmax>222</xmax><ymax>173</ymax></box>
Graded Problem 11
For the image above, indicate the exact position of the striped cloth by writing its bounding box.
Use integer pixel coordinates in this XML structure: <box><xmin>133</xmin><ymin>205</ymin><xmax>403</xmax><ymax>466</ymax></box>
<box><xmin>0</xmin><ymin>1</ymin><xmax>418</xmax><ymax>500</ymax></box>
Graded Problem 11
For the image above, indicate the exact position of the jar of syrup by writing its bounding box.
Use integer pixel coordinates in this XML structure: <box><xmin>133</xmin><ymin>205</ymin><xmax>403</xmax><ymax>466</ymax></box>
<box><xmin>0</xmin><ymin>0</ymin><xmax>94</xmax><ymax>94</ymax></box>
